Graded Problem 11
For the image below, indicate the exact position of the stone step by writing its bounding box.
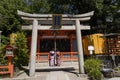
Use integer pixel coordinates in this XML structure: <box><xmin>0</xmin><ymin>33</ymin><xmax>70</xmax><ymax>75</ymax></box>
<box><xmin>36</xmin><ymin>61</ymin><xmax>49</xmax><ymax>67</ymax></box>
<box><xmin>35</xmin><ymin>60</ymin><xmax>79</xmax><ymax>69</ymax></box>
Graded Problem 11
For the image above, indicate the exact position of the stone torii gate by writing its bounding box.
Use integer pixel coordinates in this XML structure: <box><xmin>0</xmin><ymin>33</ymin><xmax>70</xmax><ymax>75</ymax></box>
<box><xmin>17</xmin><ymin>10</ymin><xmax>94</xmax><ymax>77</ymax></box>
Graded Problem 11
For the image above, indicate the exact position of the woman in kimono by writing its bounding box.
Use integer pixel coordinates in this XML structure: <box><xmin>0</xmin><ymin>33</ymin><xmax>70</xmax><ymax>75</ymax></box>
<box><xmin>56</xmin><ymin>50</ymin><xmax>61</xmax><ymax>66</ymax></box>
<box><xmin>49</xmin><ymin>50</ymin><xmax>55</xmax><ymax>66</ymax></box>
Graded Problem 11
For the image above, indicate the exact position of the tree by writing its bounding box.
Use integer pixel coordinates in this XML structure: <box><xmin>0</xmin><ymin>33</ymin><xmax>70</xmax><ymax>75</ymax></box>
<box><xmin>102</xmin><ymin>0</ymin><xmax>120</xmax><ymax>33</ymax></box>
<box><xmin>0</xmin><ymin>0</ymin><xmax>31</xmax><ymax>36</ymax></box>
<box><xmin>29</xmin><ymin>0</ymin><xmax>50</xmax><ymax>13</ymax></box>
<box><xmin>48</xmin><ymin>0</ymin><xmax>103</xmax><ymax>14</ymax></box>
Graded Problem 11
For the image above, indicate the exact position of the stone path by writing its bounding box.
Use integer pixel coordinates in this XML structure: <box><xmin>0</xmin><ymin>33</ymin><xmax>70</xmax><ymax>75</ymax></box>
<box><xmin>1</xmin><ymin>70</ymin><xmax>89</xmax><ymax>80</ymax></box>
<box><xmin>46</xmin><ymin>71</ymin><xmax>69</xmax><ymax>80</ymax></box>
<box><xmin>1</xmin><ymin>70</ymin><xmax>120</xmax><ymax>80</ymax></box>
<box><xmin>102</xmin><ymin>77</ymin><xmax>120</xmax><ymax>80</ymax></box>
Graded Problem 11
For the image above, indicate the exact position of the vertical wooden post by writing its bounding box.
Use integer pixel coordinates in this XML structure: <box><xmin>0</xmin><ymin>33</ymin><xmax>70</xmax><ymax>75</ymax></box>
<box><xmin>7</xmin><ymin>56</ymin><xmax>14</xmax><ymax>78</ymax></box>
<box><xmin>37</xmin><ymin>36</ymin><xmax>40</xmax><ymax>61</ymax></box>
<box><xmin>39</xmin><ymin>36</ymin><xmax>41</xmax><ymax>60</ymax></box>
<box><xmin>70</xmin><ymin>35</ymin><xmax>73</xmax><ymax>59</ymax></box>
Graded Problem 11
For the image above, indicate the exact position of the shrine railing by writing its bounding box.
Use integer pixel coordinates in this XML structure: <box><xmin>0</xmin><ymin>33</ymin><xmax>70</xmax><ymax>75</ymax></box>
<box><xmin>36</xmin><ymin>52</ymin><xmax>78</xmax><ymax>61</ymax></box>
<box><xmin>0</xmin><ymin>65</ymin><xmax>14</xmax><ymax>77</ymax></box>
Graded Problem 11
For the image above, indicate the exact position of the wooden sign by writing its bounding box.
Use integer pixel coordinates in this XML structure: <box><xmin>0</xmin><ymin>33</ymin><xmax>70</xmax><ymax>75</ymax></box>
<box><xmin>52</xmin><ymin>14</ymin><xmax>62</xmax><ymax>29</ymax></box>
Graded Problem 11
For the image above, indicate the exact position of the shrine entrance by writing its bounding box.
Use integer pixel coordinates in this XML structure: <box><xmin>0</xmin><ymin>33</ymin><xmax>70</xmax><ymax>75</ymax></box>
<box><xmin>40</xmin><ymin>38</ymin><xmax>70</xmax><ymax>52</ymax></box>
<box><xmin>39</xmin><ymin>30</ymin><xmax>72</xmax><ymax>52</ymax></box>
<box><xmin>27</xmin><ymin>30</ymin><xmax>78</xmax><ymax>61</ymax></box>
<box><xmin>34</xmin><ymin>30</ymin><xmax>78</xmax><ymax>62</ymax></box>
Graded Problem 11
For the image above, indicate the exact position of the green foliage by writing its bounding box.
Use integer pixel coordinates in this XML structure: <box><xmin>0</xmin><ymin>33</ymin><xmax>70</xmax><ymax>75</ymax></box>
<box><xmin>114</xmin><ymin>66</ymin><xmax>120</xmax><ymax>77</ymax></box>
<box><xmin>84</xmin><ymin>59</ymin><xmax>102</xmax><ymax>80</ymax></box>
<box><xmin>0</xmin><ymin>44</ymin><xmax>7</xmax><ymax>65</ymax></box>
<box><xmin>0</xmin><ymin>0</ymin><xmax>31</xmax><ymax>36</ymax></box>
<box><xmin>0</xmin><ymin>54</ymin><xmax>7</xmax><ymax>65</ymax></box>
<box><xmin>14</xmin><ymin>32</ymin><xmax>29</xmax><ymax>67</ymax></box>
<box><xmin>84</xmin><ymin>59</ymin><xmax>102</xmax><ymax>73</ymax></box>
<box><xmin>1</xmin><ymin>35</ymin><xmax>10</xmax><ymax>45</ymax></box>
<box><xmin>49</xmin><ymin>0</ymin><xmax>104</xmax><ymax>14</ymax></box>
<box><xmin>0</xmin><ymin>35</ymin><xmax>9</xmax><ymax>65</ymax></box>
<box><xmin>114</xmin><ymin>66</ymin><xmax>120</xmax><ymax>72</ymax></box>
<box><xmin>31</xmin><ymin>0</ymin><xmax>50</xmax><ymax>13</ymax></box>
<box><xmin>88</xmin><ymin>68</ymin><xmax>102</xmax><ymax>80</ymax></box>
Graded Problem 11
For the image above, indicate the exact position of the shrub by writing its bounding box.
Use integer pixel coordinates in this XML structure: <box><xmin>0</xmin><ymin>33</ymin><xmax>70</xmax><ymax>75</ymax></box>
<box><xmin>88</xmin><ymin>68</ymin><xmax>102</xmax><ymax>80</ymax></box>
<box><xmin>84</xmin><ymin>59</ymin><xmax>102</xmax><ymax>80</ymax></box>
<box><xmin>14</xmin><ymin>32</ymin><xmax>29</xmax><ymax>67</ymax></box>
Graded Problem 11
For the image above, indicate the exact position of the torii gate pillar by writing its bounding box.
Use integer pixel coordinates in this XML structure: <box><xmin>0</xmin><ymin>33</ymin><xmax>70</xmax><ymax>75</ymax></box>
<box><xmin>29</xmin><ymin>19</ymin><xmax>38</xmax><ymax>77</ymax></box>
<box><xmin>76</xmin><ymin>19</ymin><xmax>85</xmax><ymax>73</ymax></box>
